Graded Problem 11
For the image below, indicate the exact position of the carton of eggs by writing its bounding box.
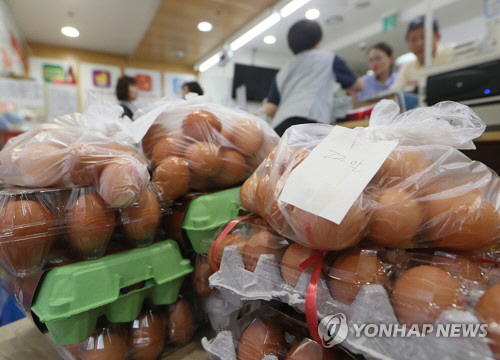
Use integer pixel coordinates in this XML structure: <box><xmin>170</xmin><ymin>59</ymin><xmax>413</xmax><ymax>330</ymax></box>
<box><xmin>141</xmin><ymin>97</ymin><xmax>279</xmax><ymax>202</ymax></box>
<box><xmin>0</xmin><ymin>185</ymin><xmax>170</xmax><ymax>277</ymax></box>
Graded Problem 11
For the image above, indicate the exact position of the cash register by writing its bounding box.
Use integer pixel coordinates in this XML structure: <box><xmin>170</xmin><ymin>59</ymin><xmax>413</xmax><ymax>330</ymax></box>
<box><xmin>423</xmin><ymin>50</ymin><xmax>500</xmax><ymax>127</ymax></box>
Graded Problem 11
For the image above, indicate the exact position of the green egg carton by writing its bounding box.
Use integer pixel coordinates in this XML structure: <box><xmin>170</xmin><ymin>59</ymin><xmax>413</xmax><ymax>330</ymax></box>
<box><xmin>31</xmin><ymin>241</ymin><xmax>192</xmax><ymax>345</ymax></box>
<box><xmin>182</xmin><ymin>187</ymin><xmax>242</xmax><ymax>254</ymax></box>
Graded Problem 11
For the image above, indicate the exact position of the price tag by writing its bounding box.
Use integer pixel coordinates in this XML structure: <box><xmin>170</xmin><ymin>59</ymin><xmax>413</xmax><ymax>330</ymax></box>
<box><xmin>279</xmin><ymin>126</ymin><xmax>397</xmax><ymax>224</ymax></box>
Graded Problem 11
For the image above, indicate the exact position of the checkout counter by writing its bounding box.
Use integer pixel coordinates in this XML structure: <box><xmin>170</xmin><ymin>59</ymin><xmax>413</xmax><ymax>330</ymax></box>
<box><xmin>337</xmin><ymin>50</ymin><xmax>500</xmax><ymax>175</ymax></box>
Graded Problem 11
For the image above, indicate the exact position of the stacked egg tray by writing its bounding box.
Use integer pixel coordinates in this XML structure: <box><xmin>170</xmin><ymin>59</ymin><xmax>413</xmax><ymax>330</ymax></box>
<box><xmin>178</xmin><ymin>186</ymin><xmax>242</xmax><ymax>254</ymax></box>
<box><xmin>29</xmin><ymin>240</ymin><xmax>208</xmax><ymax>360</ymax></box>
<box><xmin>207</xmin><ymin>244</ymin><xmax>497</xmax><ymax>360</ymax></box>
<box><xmin>202</xmin><ymin>303</ymin><xmax>358</xmax><ymax>360</ymax></box>
<box><xmin>0</xmin><ymin>185</ymin><xmax>172</xmax><ymax>277</ymax></box>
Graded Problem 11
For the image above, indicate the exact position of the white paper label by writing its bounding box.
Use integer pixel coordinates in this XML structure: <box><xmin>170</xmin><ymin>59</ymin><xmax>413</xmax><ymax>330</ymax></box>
<box><xmin>279</xmin><ymin>126</ymin><xmax>398</xmax><ymax>224</ymax></box>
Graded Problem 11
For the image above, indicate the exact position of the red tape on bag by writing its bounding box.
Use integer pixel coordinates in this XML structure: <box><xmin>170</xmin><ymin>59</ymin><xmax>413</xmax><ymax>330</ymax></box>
<box><xmin>210</xmin><ymin>215</ymin><xmax>256</xmax><ymax>270</ymax></box>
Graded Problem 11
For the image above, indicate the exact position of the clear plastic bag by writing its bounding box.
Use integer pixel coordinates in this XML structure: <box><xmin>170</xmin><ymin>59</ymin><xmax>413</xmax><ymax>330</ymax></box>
<box><xmin>0</xmin><ymin>95</ymin><xmax>151</xmax><ymax>208</ymax></box>
<box><xmin>241</xmin><ymin>101</ymin><xmax>500</xmax><ymax>251</ymax></box>
<box><xmin>138</xmin><ymin>95</ymin><xmax>279</xmax><ymax>201</ymax></box>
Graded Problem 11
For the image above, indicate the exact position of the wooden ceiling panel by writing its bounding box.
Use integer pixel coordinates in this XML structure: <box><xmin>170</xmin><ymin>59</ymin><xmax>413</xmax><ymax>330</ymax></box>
<box><xmin>132</xmin><ymin>0</ymin><xmax>280</xmax><ymax>66</ymax></box>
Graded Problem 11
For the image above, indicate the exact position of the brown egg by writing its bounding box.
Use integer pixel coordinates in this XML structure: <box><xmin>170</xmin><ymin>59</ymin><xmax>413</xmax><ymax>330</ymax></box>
<box><xmin>142</xmin><ymin>123</ymin><xmax>170</xmax><ymax>158</ymax></box>
<box><xmin>226</xmin><ymin>118</ymin><xmax>264</xmax><ymax>156</ymax></box>
<box><xmin>153</xmin><ymin>156</ymin><xmax>190</xmax><ymax>202</ymax></box>
<box><xmin>67</xmin><ymin>193</ymin><xmax>115</xmax><ymax>259</ymax></box>
<box><xmin>98</xmin><ymin>160</ymin><xmax>144</xmax><ymax>208</ymax></box>
<box><xmin>182</xmin><ymin>110</ymin><xmax>221</xmax><ymax>141</ymax></box>
<box><xmin>165</xmin><ymin>300</ymin><xmax>195</xmax><ymax>345</ymax></box>
<box><xmin>328</xmin><ymin>249</ymin><xmax>388</xmax><ymax>305</ymax></box>
<box><xmin>131</xmin><ymin>311</ymin><xmax>166</xmax><ymax>360</ymax></box>
<box><xmin>243</xmin><ymin>230</ymin><xmax>287</xmax><ymax>272</ymax></box>
<box><xmin>240</xmin><ymin>173</ymin><xmax>259</xmax><ymax>212</ymax></box>
<box><xmin>122</xmin><ymin>188</ymin><xmax>161</xmax><ymax>247</ymax></box>
<box><xmin>238</xmin><ymin>319</ymin><xmax>287</xmax><ymax>360</ymax></box>
<box><xmin>85</xmin><ymin>328</ymin><xmax>128</xmax><ymax>360</ymax></box>
<box><xmin>281</xmin><ymin>243</ymin><xmax>316</xmax><ymax>287</ymax></box>
<box><xmin>390</xmin><ymin>265</ymin><xmax>464</xmax><ymax>327</ymax></box>
<box><xmin>374</xmin><ymin>149</ymin><xmax>430</xmax><ymax>186</ymax></box>
<box><xmin>0</xmin><ymin>199</ymin><xmax>55</xmax><ymax>275</ymax></box>
<box><xmin>253</xmin><ymin>138</ymin><xmax>277</xmax><ymax>169</ymax></box>
<box><xmin>184</xmin><ymin>142</ymin><xmax>222</xmax><ymax>177</ymax></box>
<box><xmin>287</xmin><ymin>201</ymin><xmax>366</xmax><ymax>250</ymax></box>
<box><xmin>475</xmin><ymin>285</ymin><xmax>500</xmax><ymax>356</ymax></box>
<box><xmin>368</xmin><ymin>187</ymin><xmax>423</xmax><ymax>248</ymax></box>
<box><xmin>151</xmin><ymin>136</ymin><xmax>189</xmax><ymax>169</ymax></box>
<box><xmin>212</xmin><ymin>148</ymin><xmax>247</xmax><ymax>186</ymax></box>
<box><xmin>193</xmin><ymin>256</ymin><xmax>214</xmax><ymax>297</ymax></box>
<box><xmin>285</xmin><ymin>338</ymin><xmax>337</xmax><ymax>360</ymax></box>
<box><xmin>423</xmin><ymin>189</ymin><xmax>498</xmax><ymax>250</ymax></box>
<box><xmin>431</xmin><ymin>254</ymin><xmax>482</xmax><ymax>283</ymax></box>
<box><xmin>255</xmin><ymin>175</ymin><xmax>270</xmax><ymax>215</ymax></box>
<box><xmin>207</xmin><ymin>233</ymin><xmax>247</xmax><ymax>272</ymax></box>
<box><xmin>16</xmin><ymin>143</ymin><xmax>67</xmax><ymax>187</ymax></box>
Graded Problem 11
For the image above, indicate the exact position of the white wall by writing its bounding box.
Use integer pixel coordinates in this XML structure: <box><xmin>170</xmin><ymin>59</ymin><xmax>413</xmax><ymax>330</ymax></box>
<box><xmin>0</xmin><ymin>0</ymin><xmax>25</xmax><ymax>76</ymax></box>
<box><xmin>199</xmin><ymin>48</ymin><xmax>292</xmax><ymax>118</ymax></box>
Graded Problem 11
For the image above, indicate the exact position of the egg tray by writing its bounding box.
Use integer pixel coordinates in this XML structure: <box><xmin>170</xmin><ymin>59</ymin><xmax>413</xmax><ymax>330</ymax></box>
<box><xmin>181</xmin><ymin>186</ymin><xmax>242</xmax><ymax>254</ymax></box>
<box><xmin>39</xmin><ymin>297</ymin><xmax>208</xmax><ymax>360</ymax></box>
<box><xmin>202</xmin><ymin>303</ymin><xmax>311</xmax><ymax>360</ymax></box>
<box><xmin>208</xmin><ymin>246</ymin><xmax>495</xmax><ymax>360</ymax></box>
<box><xmin>0</xmin><ymin>185</ymin><xmax>173</xmax><ymax>277</ymax></box>
<box><xmin>31</xmin><ymin>240</ymin><xmax>192</xmax><ymax>346</ymax></box>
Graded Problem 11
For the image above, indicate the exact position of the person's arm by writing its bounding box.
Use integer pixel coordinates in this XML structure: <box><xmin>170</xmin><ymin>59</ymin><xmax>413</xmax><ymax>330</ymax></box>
<box><xmin>265</xmin><ymin>102</ymin><xmax>278</xmax><ymax>118</ymax></box>
<box><xmin>333</xmin><ymin>56</ymin><xmax>363</xmax><ymax>97</ymax></box>
<box><xmin>265</xmin><ymin>78</ymin><xmax>280</xmax><ymax>118</ymax></box>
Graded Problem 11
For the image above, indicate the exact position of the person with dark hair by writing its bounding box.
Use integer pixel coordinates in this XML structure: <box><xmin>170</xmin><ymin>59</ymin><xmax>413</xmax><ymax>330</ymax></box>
<box><xmin>392</xmin><ymin>16</ymin><xmax>452</xmax><ymax>90</ymax></box>
<box><xmin>265</xmin><ymin>19</ymin><xmax>363</xmax><ymax>136</ymax></box>
<box><xmin>358</xmin><ymin>42</ymin><xmax>397</xmax><ymax>100</ymax></box>
<box><xmin>182</xmin><ymin>81</ymin><xmax>204</xmax><ymax>97</ymax></box>
<box><xmin>116</xmin><ymin>75</ymin><xmax>138</xmax><ymax>118</ymax></box>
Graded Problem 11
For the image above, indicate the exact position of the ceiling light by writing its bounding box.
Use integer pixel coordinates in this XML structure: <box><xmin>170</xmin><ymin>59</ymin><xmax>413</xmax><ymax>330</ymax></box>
<box><xmin>230</xmin><ymin>13</ymin><xmax>281</xmax><ymax>51</ymax></box>
<box><xmin>198</xmin><ymin>53</ymin><xmax>220</xmax><ymax>72</ymax></box>
<box><xmin>280</xmin><ymin>0</ymin><xmax>311</xmax><ymax>18</ymax></box>
<box><xmin>305</xmin><ymin>8</ymin><xmax>320</xmax><ymax>20</ymax></box>
<box><xmin>61</xmin><ymin>26</ymin><xmax>79</xmax><ymax>38</ymax></box>
<box><xmin>198</xmin><ymin>21</ymin><xmax>213</xmax><ymax>32</ymax></box>
<box><xmin>264</xmin><ymin>35</ymin><xmax>276</xmax><ymax>44</ymax></box>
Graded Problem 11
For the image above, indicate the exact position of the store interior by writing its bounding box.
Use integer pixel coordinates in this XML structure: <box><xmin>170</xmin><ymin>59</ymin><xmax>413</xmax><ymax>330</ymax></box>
<box><xmin>0</xmin><ymin>0</ymin><xmax>499</xmax><ymax>359</ymax></box>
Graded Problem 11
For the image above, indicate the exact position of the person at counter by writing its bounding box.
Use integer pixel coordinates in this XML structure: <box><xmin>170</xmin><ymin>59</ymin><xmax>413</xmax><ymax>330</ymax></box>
<box><xmin>265</xmin><ymin>19</ymin><xmax>363</xmax><ymax>136</ymax></box>
<box><xmin>182</xmin><ymin>81</ymin><xmax>204</xmax><ymax>97</ymax></box>
<box><xmin>391</xmin><ymin>16</ymin><xmax>453</xmax><ymax>90</ymax></box>
<box><xmin>116</xmin><ymin>75</ymin><xmax>138</xmax><ymax>119</ymax></box>
<box><xmin>358</xmin><ymin>42</ymin><xmax>397</xmax><ymax>100</ymax></box>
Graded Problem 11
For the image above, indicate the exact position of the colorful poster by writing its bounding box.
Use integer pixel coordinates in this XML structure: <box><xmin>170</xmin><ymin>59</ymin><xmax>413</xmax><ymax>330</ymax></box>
<box><xmin>28</xmin><ymin>57</ymin><xmax>78</xmax><ymax>84</ymax></box>
<box><xmin>163</xmin><ymin>72</ymin><xmax>196</xmax><ymax>98</ymax></box>
<box><xmin>80</xmin><ymin>62</ymin><xmax>121</xmax><ymax>105</ymax></box>
<box><xmin>92</xmin><ymin>70</ymin><xmax>111</xmax><ymax>88</ymax></box>
<box><xmin>124</xmin><ymin>67</ymin><xmax>161</xmax><ymax>108</ymax></box>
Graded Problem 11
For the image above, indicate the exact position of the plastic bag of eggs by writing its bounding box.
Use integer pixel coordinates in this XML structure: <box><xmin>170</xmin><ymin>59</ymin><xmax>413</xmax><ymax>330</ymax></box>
<box><xmin>240</xmin><ymin>117</ymin><xmax>499</xmax><ymax>252</ymax></box>
<box><xmin>140</xmin><ymin>96</ymin><xmax>279</xmax><ymax>202</ymax></box>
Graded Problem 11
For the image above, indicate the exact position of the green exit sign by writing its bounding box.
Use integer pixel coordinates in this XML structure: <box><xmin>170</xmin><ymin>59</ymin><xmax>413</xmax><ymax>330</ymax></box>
<box><xmin>383</xmin><ymin>13</ymin><xmax>397</xmax><ymax>32</ymax></box>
